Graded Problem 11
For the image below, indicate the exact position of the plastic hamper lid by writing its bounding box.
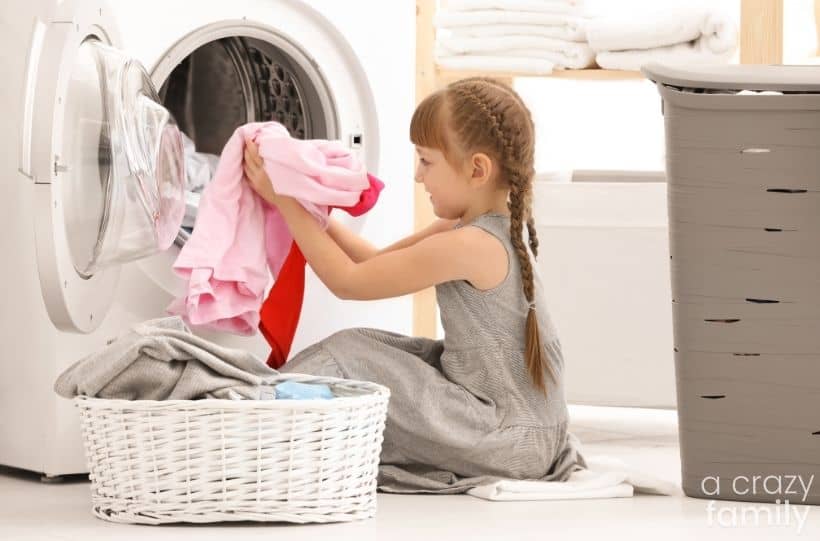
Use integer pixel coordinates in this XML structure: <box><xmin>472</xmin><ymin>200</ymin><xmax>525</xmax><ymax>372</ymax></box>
<box><xmin>641</xmin><ymin>62</ymin><xmax>820</xmax><ymax>92</ymax></box>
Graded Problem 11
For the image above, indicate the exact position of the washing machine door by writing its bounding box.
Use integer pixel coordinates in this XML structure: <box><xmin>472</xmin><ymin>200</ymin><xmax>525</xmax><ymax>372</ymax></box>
<box><xmin>22</xmin><ymin>4</ymin><xmax>185</xmax><ymax>333</ymax></box>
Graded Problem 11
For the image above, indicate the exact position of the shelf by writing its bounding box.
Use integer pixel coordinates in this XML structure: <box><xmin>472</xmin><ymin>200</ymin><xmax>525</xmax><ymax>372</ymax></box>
<box><xmin>436</xmin><ymin>67</ymin><xmax>644</xmax><ymax>82</ymax></box>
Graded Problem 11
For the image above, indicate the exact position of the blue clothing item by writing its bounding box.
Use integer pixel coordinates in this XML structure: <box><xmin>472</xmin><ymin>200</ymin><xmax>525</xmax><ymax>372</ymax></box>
<box><xmin>274</xmin><ymin>380</ymin><xmax>334</xmax><ymax>400</ymax></box>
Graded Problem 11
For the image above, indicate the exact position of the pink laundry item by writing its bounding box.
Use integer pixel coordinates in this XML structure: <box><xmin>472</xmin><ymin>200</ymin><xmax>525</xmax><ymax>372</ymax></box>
<box><xmin>167</xmin><ymin>121</ymin><xmax>370</xmax><ymax>335</ymax></box>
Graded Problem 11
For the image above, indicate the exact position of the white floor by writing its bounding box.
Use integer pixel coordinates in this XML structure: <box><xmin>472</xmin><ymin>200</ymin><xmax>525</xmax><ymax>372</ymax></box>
<box><xmin>2</xmin><ymin>405</ymin><xmax>816</xmax><ymax>540</ymax></box>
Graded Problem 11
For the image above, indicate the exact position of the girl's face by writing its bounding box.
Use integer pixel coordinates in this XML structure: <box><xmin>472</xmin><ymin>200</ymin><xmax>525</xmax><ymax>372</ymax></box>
<box><xmin>414</xmin><ymin>146</ymin><xmax>471</xmax><ymax>220</ymax></box>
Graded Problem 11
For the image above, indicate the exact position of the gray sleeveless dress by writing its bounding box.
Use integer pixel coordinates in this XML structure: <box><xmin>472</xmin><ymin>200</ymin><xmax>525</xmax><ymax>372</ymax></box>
<box><xmin>279</xmin><ymin>212</ymin><xmax>587</xmax><ymax>493</ymax></box>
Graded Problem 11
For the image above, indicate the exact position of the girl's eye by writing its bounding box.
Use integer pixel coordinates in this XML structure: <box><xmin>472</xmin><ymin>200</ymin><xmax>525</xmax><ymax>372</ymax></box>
<box><xmin>419</xmin><ymin>158</ymin><xmax>430</xmax><ymax>166</ymax></box>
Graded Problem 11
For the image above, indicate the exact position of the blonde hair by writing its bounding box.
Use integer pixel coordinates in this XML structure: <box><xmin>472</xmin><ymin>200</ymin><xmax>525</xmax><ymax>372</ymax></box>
<box><xmin>409</xmin><ymin>76</ymin><xmax>556</xmax><ymax>396</ymax></box>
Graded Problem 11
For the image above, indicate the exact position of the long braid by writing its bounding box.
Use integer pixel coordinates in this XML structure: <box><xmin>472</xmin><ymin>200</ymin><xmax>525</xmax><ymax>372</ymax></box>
<box><xmin>447</xmin><ymin>77</ymin><xmax>557</xmax><ymax>395</ymax></box>
<box><xmin>484</xmin><ymin>81</ymin><xmax>541</xmax><ymax>261</ymax></box>
<box><xmin>526</xmin><ymin>214</ymin><xmax>539</xmax><ymax>258</ymax></box>
<box><xmin>468</xmin><ymin>78</ymin><xmax>542</xmax><ymax>261</ymax></box>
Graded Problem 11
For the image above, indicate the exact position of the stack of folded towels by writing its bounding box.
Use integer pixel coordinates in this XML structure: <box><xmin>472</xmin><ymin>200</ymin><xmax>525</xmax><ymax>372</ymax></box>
<box><xmin>434</xmin><ymin>0</ymin><xmax>738</xmax><ymax>75</ymax></box>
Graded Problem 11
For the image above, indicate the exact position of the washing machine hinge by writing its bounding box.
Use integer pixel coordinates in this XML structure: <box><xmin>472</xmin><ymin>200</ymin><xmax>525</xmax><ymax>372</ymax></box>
<box><xmin>54</xmin><ymin>157</ymin><xmax>69</xmax><ymax>175</ymax></box>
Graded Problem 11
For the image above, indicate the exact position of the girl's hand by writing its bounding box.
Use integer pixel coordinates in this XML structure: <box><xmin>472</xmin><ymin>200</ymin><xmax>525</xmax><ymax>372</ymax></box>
<box><xmin>243</xmin><ymin>139</ymin><xmax>278</xmax><ymax>205</ymax></box>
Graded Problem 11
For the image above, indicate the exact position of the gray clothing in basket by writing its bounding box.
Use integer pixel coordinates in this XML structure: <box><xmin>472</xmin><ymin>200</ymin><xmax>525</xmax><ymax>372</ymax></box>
<box><xmin>280</xmin><ymin>212</ymin><xmax>588</xmax><ymax>494</ymax></box>
<box><xmin>54</xmin><ymin>316</ymin><xmax>278</xmax><ymax>400</ymax></box>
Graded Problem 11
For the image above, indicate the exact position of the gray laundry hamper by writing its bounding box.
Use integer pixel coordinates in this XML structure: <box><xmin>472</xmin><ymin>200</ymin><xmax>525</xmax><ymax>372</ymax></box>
<box><xmin>642</xmin><ymin>62</ymin><xmax>820</xmax><ymax>505</ymax></box>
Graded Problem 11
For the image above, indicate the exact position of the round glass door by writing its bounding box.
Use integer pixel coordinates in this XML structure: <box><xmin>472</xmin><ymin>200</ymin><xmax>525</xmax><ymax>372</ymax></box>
<box><xmin>62</xmin><ymin>39</ymin><xmax>185</xmax><ymax>277</ymax></box>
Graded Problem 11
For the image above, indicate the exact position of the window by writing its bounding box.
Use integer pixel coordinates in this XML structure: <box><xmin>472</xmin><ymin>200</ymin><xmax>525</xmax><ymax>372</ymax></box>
<box><xmin>783</xmin><ymin>0</ymin><xmax>819</xmax><ymax>63</ymax></box>
<box><xmin>515</xmin><ymin>77</ymin><xmax>668</xmax><ymax>174</ymax></box>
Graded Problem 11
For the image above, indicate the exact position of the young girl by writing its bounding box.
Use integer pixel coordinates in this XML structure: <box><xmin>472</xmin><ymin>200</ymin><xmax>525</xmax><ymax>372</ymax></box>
<box><xmin>242</xmin><ymin>76</ymin><xmax>587</xmax><ymax>494</ymax></box>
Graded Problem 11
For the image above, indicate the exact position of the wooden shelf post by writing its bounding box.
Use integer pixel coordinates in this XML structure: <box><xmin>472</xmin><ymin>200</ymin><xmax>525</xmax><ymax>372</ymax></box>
<box><xmin>413</xmin><ymin>0</ymin><xmax>438</xmax><ymax>338</ymax></box>
<box><xmin>740</xmin><ymin>0</ymin><xmax>784</xmax><ymax>64</ymax></box>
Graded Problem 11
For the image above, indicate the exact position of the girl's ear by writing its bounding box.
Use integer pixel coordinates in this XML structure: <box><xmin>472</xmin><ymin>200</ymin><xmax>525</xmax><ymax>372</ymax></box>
<box><xmin>470</xmin><ymin>152</ymin><xmax>493</xmax><ymax>186</ymax></box>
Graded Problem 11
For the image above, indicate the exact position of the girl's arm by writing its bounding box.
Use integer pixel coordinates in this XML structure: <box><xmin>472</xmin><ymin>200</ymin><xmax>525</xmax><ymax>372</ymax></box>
<box><xmin>325</xmin><ymin>217</ymin><xmax>378</xmax><ymax>263</ymax></box>
<box><xmin>327</xmin><ymin>215</ymin><xmax>458</xmax><ymax>263</ymax></box>
<box><xmin>243</xmin><ymin>141</ymin><xmax>482</xmax><ymax>300</ymax></box>
<box><xmin>379</xmin><ymin>217</ymin><xmax>460</xmax><ymax>254</ymax></box>
<box><xmin>273</xmin><ymin>196</ymin><xmax>481</xmax><ymax>300</ymax></box>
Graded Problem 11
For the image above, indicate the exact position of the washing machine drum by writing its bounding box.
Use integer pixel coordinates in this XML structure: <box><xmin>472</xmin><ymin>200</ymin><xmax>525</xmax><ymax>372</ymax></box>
<box><xmin>157</xmin><ymin>35</ymin><xmax>332</xmax><ymax>244</ymax></box>
<box><xmin>65</xmin><ymin>39</ymin><xmax>185</xmax><ymax>276</ymax></box>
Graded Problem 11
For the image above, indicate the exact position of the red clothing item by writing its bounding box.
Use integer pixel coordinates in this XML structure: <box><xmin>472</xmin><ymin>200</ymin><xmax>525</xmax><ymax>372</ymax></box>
<box><xmin>260</xmin><ymin>173</ymin><xmax>385</xmax><ymax>368</ymax></box>
<box><xmin>258</xmin><ymin>242</ymin><xmax>305</xmax><ymax>368</ymax></box>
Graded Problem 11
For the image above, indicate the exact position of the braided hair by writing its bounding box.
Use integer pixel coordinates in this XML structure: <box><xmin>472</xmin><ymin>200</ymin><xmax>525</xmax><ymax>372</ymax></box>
<box><xmin>410</xmin><ymin>77</ymin><xmax>557</xmax><ymax>396</ymax></box>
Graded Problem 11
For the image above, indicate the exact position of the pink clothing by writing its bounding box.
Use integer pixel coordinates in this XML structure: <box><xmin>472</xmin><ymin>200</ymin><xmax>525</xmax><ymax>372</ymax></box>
<box><xmin>167</xmin><ymin>121</ymin><xmax>370</xmax><ymax>335</ymax></box>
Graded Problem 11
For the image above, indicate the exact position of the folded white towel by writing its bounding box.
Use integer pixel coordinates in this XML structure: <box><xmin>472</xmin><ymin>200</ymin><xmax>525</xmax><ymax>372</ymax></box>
<box><xmin>435</xmin><ymin>9</ymin><xmax>590</xmax><ymax>29</ymax></box>
<box><xmin>585</xmin><ymin>5</ymin><xmax>736</xmax><ymax>53</ymax></box>
<box><xmin>696</xmin><ymin>10</ymin><xmax>738</xmax><ymax>55</ymax></box>
<box><xmin>595</xmin><ymin>38</ymin><xmax>736</xmax><ymax>71</ymax></box>
<box><xmin>467</xmin><ymin>454</ymin><xmax>680</xmax><ymax>501</ymax></box>
<box><xmin>444</xmin><ymin>0</ymin><xmax>656</xmax><ymax>18</ymax></box>
<box><xmin>444</xmin><ymin>0</ymin><xmax>585</xmax><ymax>16</ymax></box>
<box><xmin>434</xmin><ymin>54</ymin><xmax>556</xmax><ymax>75</ymax></box>
<box><xmin>448</xmin><ymin>22</ymin><xmax>588</xmax><ymax>42</ymax></box>
<box><xmin>438</xmin><ymin>34</ymin><xmax>591</xmax><ymax>56</ymax></box>
<box><xmin>436</xmin><ymin>37</ymin><xmax>596</xmax><ymax>69</ymax></box>
<box><xmin>437</xmin><ymin>49</ymin><xmax>593</xmax><ymax>70</ymax></box>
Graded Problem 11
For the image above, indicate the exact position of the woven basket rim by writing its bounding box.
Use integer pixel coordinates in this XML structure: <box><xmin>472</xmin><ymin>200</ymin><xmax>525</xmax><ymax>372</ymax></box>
<box><xmin>72</xmin><ymin>373</ymin><xmax>390</xmax><ymax>410</ymax></box>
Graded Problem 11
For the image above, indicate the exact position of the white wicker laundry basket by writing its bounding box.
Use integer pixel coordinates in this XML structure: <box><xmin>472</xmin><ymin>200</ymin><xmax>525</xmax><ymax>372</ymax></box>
<box><xmin>74</xmin><ymin>373</ymin><xmax>390</xmax><ymax>525</ymax></box>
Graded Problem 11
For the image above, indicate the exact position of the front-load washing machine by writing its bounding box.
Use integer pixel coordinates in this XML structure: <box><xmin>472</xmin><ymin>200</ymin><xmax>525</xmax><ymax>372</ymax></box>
<box><xmin>0</xmin><ymin>0</ymin><xmax>415</xmax><ymax>477</ymax></box>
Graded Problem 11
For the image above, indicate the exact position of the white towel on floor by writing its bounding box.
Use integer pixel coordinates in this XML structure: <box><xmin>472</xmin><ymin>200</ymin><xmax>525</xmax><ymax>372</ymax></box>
<box><xmin>448</xmin><ymin>22</ymin><xmax>588</xmax><ymax>42</ymax></box>
<box><xmin>434</xmin><ymin>54</ymin><xmax>555</xmax><ymax>75</ymax></box>
<box><xmin>436</xmin><ymin>38</ymin><xmax>596</xmax><ymax>69</ymax></box>
<box><xmin>467</xmin><ymin>455</ymin><xmax>679</xmax><ymax>501</ymax></box>
<box><xmin>585</xmin><ymin>5</ymin><xmax>736</xmax><ymax>53</ymax></box>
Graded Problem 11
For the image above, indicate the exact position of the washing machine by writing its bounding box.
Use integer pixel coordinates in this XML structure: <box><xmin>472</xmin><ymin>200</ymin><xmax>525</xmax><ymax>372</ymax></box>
<box><xmin>0</xmin><ymin>0</ymin><xmax>415</xmax><ymax>477</ymax></box>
